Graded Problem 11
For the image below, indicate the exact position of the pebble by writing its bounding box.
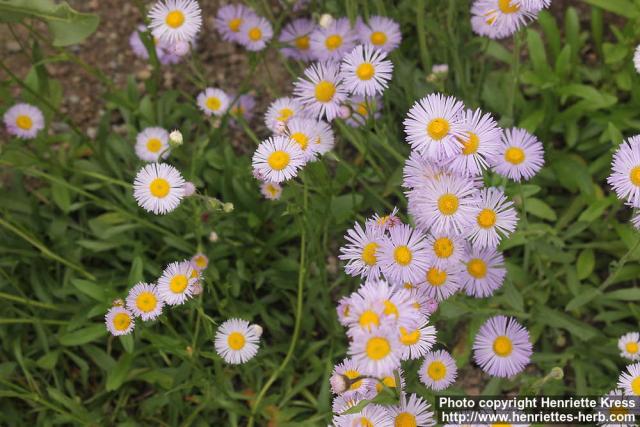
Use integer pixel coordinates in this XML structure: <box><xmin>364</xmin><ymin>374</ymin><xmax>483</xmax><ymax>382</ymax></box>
<box><xmin>6</xmin><ymin>41</ymin><xmax>21</xmax><ymax>53</ymax></box>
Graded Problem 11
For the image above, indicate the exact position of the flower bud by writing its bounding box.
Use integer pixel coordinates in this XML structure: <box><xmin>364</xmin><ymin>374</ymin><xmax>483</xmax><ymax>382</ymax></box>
<box><xmin>330</xmin><ymin>373</ymin><xmax>349</xmax><ymax>394</ymax></box>
<box><xmin>223</xmin><ymin>202</ymin><xmax>234</xmax><ymax>213</ymax></box>
<box><xmin>250</xmin><ymin>324</ymin><xmax>263</xmax><ymax>338</ymax></box>
<box><xmin>319</xmin><ymin>14</ymin><xmax>334</xmax><ymax>29</ymax></box>
<box><xmin>209</xmin><ymin>231</ymin><xmax>219</xmax><ymax>242</ymax></box>
<box><xmin>338</xmin><ymin>105</ymin><xmax>352</xmax><ymax>119</ymax></box>
<box><xmin>169</xmin><ymin>129</ymin><xmax>183</xmax><ymax>145</ymax></box>
<box><xmin>183</xmin><ymin>181</ymin><xmax>196</xmax><ymax>197</ymax></box>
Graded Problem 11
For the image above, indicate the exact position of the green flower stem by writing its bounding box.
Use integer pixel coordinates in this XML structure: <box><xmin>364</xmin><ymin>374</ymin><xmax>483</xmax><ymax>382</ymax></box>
<box><xmin>599</xmin><ymin>237</ymin><xmax>640</xmax><ymax>292</ymax></box>
<box><xmin>507</xmin><ymin>32</ymin><xmax>522</xmax><ymax>122</ymax></box>
<box><xmin>0</xmin><ymin>292</ymin><xmax>63</xmax><ymax>312</ymax></box>
<box><xmin>416</xmin><ymin>0</ymin><xmax>431</xmax><ymax>72</ymax></box>
<box><xmin>519</xmin><ymin>184</ymin><xmax>530</xmax><ymax>272</ymax></box>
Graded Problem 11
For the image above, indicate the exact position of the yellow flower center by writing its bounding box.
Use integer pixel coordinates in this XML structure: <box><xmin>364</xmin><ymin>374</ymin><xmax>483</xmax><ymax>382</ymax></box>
<box><xmin>627</xmin><ymin>342</ymin><xmax>639</xmax><ymax>354</ymax></box>
<box><xmin>493</xmin><ymin>335</ymin><xmax>513</xmax><ymax>357</ymax></box>
<box><xmin>504</xmin><ymin>146</ymin><xmax>525</xmax><ymax>165</ymax></box>
<box><xmin>295</xmin><ymin>35</ymin><xmax>310</xmax><ymax>50</ymax></box>
<box><xmin>370</xmin><ymin>31</ymin><xmax>387</xmax><ymax>46</ymax></box>
<box><xmin>113</xmin><ymin>312</ymin><xmax>131</xmax><ymax>331</ymax></box>
<box><xmin>357</xmin><ymin>102</ymin><xmax>369</xmax><ymax>116</ymax></box>
<box><xmin>610</xmin><ymin>405</ymin><xmax>629</xmax><ymax>417</ymax></box>
<box><xmin>490</xmin><ymin>424</ymin><xmax>512</xmax><ymax>427</ymax></box>
<box><xmin>359</xmin><ymin>418</ymin><xmax>374</xmax><ymax>427</ymax></box>
<box><xmin>361</xmin><ymin>242</ymin><xmax>379</xmax><ymax>266</ymax></box>
<box><xmin>16</xmin><ymin>115</ymin><xmax>33</xmax><ymax>130</ymax></box>
<box><xmin>633</xmin><ymin>377</ymin><xmax>640</xmax><ymax>396</ymax></box>
<box><xmin>266</xmin><ymin>184</ymin><xmax>279</xmax><ymax>197</ymax></box>
<box><xmin>267</xmin><ymin>150</ymin><xmax>290</xmax><ymax>171</ymax></box>
<box><xmin>325</xmin><ymin>34</ymin><xmax>343</xmax><ymax>50</ymax></box>
<box><xmin>135</xmin><ymin>291</ymin><xmax>157</xmax><ymax>313</ymax></box>
<box><xmin>427</xmin><ymin>118</ymin><xmax>450</xmax><ymax>140</ymax></box>
<box><xmin>149</xmin><ymin>178</ymin><xmax>170</xmax><ymax>198</ymax></box>
<box><xmin>277</xmin><ymin>107</ymin><xmax>294</xmax><ymax>122</ymax></box>
<box><xmin>228</xmin><ymin>18</ymin><xmax>242</xmax><ymax>32</ymax></box>
<box><xmin>146</xmin><ymin>138</ymin><xmax>162</xmax><ymax>153</ymax></box>
<box><xmin>358</xmin><ymin>310</ymin><xmax>380</xmax><ymax>330</ymax></box>
<box><xmin>206</xmin><ymin>96</ymin><xmax>221</xmax><ymax>111</ymax></box>
<box><xmin>375</xmin><ymin>375</ymin><xmax>397</xmax><ymax>392</ymax></box>
<box><xmin>467</xmin><ymin>258</ymin><xmax>488</xmax><ymax>279</ymax></box>
<box><xmin>365</xmin><ymin>336</ymin><xmax>391</xmax><ymax>360</ymax></box>
<box><xmin>227</xmin><ymin>331</ymin><xmax>246</xmax><ymax>350</ymax></box>
<box><xmin>290</xmin><ymin>132</ymin><xmax>309</xmax><ymax>150</ymax></box>
<box><xmin>433</xmin><ymin>237</ymin><xmax>453</xmax><ymax>259</ymax></box>
<box><xmin>169</xmin><ymin>274</ymin><xmax>188</xmax><ymax>293</ymax></box>
<box><xmin>315</xmin><ymin>81</ymin><xmax>336</xmax><ymax>102</ymax></box>
<box><xmin>356</xmin><ymin>63</ymin><xmax>375</xmax><ymax>80</ymax></box>
<box><xmin>460</xmin><ymin>132</ymin><xmax>480</xmax><ymax>155</ymax></box>
<box><xmin>399</xmin><ymin>327</ymin><xmax>421</xmax><ymax>345</ymax></box>
<box><xmin>344</xmin><ymin>369</ymin><xmax>363</xmax><ymax>390</ymax></box>
<box><xmin>498</xmin><ymin>0</ymin><xmax>520</xmax><ymax>13</ymax></box>
<box><xmin>629</xmin><ymin>166</ymin><xmax>640</xmax><ymax>186</ymax></box>
<box><xmin>395</xmin><ymin>412</ymin><xmax>417</xmax><ymax>427</ymax></box>
<box><xmin>426</xmin><ymin>267</ymin><xmax>447</xmax><ymax>286</ymax></box>
<box><xmin>438</xmin><ymin>194</ymin><xmax>459</xmax><ymax>215</ymax></box>
<box><xmin>194</xmin><ymin>256</ymin><xmax>207</xmax><ymax>269</ymax></box>
<box><xmin>165</xmin><ymin>10</ymin><xmax>185</xmax><ymax>29</ymax></box>
<box><xmin>477</xmin><ymin>208</ymin><xmax>497</xmax><ymax>228</ymax></box>
<box><xmin>393</xmin><ymin>245</ymin><xmax>412</xmax><ymax>266</ymax></box>
<box><xmin>383</xmin><ymin>300</ymin><xmax>398</xmax><ymax>318</ymax></box>
<box><xmin>248</xmin><ymin>27</ymin><xmax>262</xmax><ymax>41</ymax></box>
<box><xmin>427</xmin><ymin>360</ymin><xmax>446</xmax><ymax>380</ymax></box>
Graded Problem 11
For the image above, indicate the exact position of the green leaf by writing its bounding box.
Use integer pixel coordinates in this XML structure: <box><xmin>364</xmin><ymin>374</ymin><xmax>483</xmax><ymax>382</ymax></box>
<box><xmin>51</xmin><ymin>181</ymin><xmax>71</xmax><ymax>213</ymax></box>
<box><xmin>70</xmin><ymin>279</ymin><xmax>106</xmax><ymax>301</ymax></box>
<box><xmin>605</xmin><ymin>288</ymin><xmax>640</xmax><ymax>301</ymax></box>
<box><xmin>566</xmin><ymin>287</ymin><xmax>601</xmax><ymax>311</ymax></box>
<box><xmin>527</xmin><ymin>29</ymin><xmax>549</xmax><ymax>74</ymax></box>
<box><xmin>537</xmin><ymin>306</ymin><xmax>598</xmax><ymax>341</ymax></box>
<box><xmin>525</xmin><ymin>198</ymin><xmax>557</xmax><ymax>221</ymax></box>
<box><xmin>576</xmin><ymin>249</ymin><xmax>595</xmax><ymax>280</ymax></box>
<box><xmin>582</xmin><ymin>0</ymin><xmax>640</xmax><ymax>18</ymax></box>
<box><xmin>106</xmin><ymin>352</ymin><xmax>134</xmax><ymax>391</ymax></box>
<box><xmin>58</xmin><ymin>324</ymin><xmax>106</xmax><ymax>346</ymax></box>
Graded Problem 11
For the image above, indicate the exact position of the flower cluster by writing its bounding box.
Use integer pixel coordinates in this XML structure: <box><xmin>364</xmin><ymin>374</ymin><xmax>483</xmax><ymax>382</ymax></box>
<box><xmin>471</xmin><ymin>0</ymin><xmax>552</xmax><ymax>40</ymax></box>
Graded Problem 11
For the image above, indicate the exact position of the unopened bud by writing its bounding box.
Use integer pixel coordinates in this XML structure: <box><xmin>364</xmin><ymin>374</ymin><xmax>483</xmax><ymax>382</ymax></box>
<box><xmin>223</xmin><ymin>202</ymin><xmax>234</xmax><ymax>213</ymax></box>
<box><xmin>191</xmin><ymin>283</ymin><xmax>203</xmax><ymax>295</ymax></box>
<box><xmin>209</xmin><ymin>231</ymin><xmax>219</xmax><ymax>242</ymax></box>
<box><xmin>319</xmin><ymin>14</ymin><xmax>334</xmax><ymax>29</ymax></box>
<box><xmin>112</xmin><ymin>298</ymin><xmax>124</xmax><ymax>307</ymax></box>
<box><xmin>171</xmin><ymin>40</ymin><xmax>190</xmax><ymax>56</ymax></box>
<box><xmin>250</xmin><ymin>324</ymin><xmax>263</xmax><ymax>338</ymax></box>
<box><xmin>330</xmin><ymin>373</ymin><xmax>349</xmax><ymax>394</ymax></box>
<box><xmin>183</xmin><ymin>181</ymin><xmax>196</xmax><ymax>197</ymax></box>
<box><xmin>169</xmin><ymin>129</ymin><xmax>183</xmax><ymax>145</ymax></box>
<box><xmin>338</xmin><ymin>105</ymin><xmax>352</xmax><ymax>119</ymax></box>
<box><xmin>274</xmin><ymin>120</ymin><xmax>286</xmax><ymax>135</ymax></box>
<box><xmin>550</xmin><ymin>367</ymin><xmax>564</xmax><ymax>380</ymax></box>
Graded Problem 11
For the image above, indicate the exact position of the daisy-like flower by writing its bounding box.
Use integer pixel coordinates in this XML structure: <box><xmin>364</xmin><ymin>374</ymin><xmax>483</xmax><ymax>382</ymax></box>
<box><xmin>490</xmin><ymin>127</ymin><xmax>544</xmax><ymax>182</ymax></box>
<box><xmin>473</xmin><ymin>315</ymin><xmax>533</xmax><ymax>378</ymax></box>
<box><xmin>293</xmin><ymin>61</ymin><xmax>348</xmax><ymax>121</ymax></box>
<box><xmin>334</xmin><ymin>404</ymin><xmax>393</xmax><ymax>427</ymax></box>
<box><xmin>467</xmin><ymin>187</ymin><xmax>518</xmax><ymax>248</ymax></box>
<box><xmin>420</xmin><ymin>262</ymin><xmax>462</xmax><ymax>302</ymax></box>
<box><xmin>229</xmin><ymin>94</ymin><xmax>256</xmax><ymax>123</ymax></box>
<box><xmin>332</xmin><ymin>391</ymin><xmax>375</xmax><ymax>416</ymax></box>
<box><xmin>594</xmin><ymin>389</ymin><xmax>635</xmax><ymax>427</ymax></box>
<box><xmin>340</xmin><ymin>45</ymin><xmax>393</xmax><ymax>97</ymax></box>
<box><xmin>409</xmin><ymin>175</ymin><xmax>476</xmax><ymax>234</ymax></box>
<box><xmin>337</xmin><ymin>295</ymin><xmax>352</xmax><ymax>326</ymax></box>
<box><xmin>260</xmin><ymin>181</ymin><xmax>283</xmax><ymax>200</ymax></box>
<box><xmin>470</xmin><ymin>0</ymin><xmax>537</xmax><ymax>40</ymax></box>
<box><xmin>408</xmin><ymin>287</ymin><xmax>439</xmax><ymax>317</ymax></box>
<box><xmin>105</xmin><ymin>306</ymin><xmax>135</xmax><ymax>336</ymax></box>
<box><xmin>618</xmin><ymin>362</ymin><xmax>640</xmax><ymax>396</ymax></box>
<box><xmin>148</xmin><ymin>0</ymin><xmax>202</xmax><ymax>44</ymax></box>
<box><xmin>279</xmin><ymin>18</ymin><xmax>316</xmax><ymax>61</ymax></box>
<box><xmin>419</xmin><ymin>350</ymin><xmax>458</xmax><ymax>391</ymax></box>
<box><xmin>356</xmin><ymin>15</ymin><xmax>402</xmax><ymax>53</ymax></box>
<box><xmin>135</xmin><ymin>127</ymin><xmax>170</xmax><ymax>162</ymax></box>
<box><xmin>309</xmin><ymin>17</ymin><xmax>356</xmax><ymax>61</ymax></box>
<box><xmin>311</xmin><ymin>119</ymin><xmax>335</xmax><ymax>155</ymax></box>
<box><xmin>344</xmin><ymin>95</ymin><xmax>382</xmax><ymax>127</ymax></box>
<box><xmin>331</xmin><ymin>358</ymin><xmax>377</xmax><ymax>397</ymax></box>
<box><xmin>346</xmin><ymin>292</ymin><xmax>386</xmax><ymax>333</ymax></box>
<box><xmin>349</xmin><ymin>325</ymin><xmax>402</xmax><ymax>376</ymax></box>
<box><xmin>445</xmin><ymin>108</ymin><xmax>502</xmax><ymax>177</ymax></box>
<box><xmin>339</xmin><ymin>221</ymin><xmax>384</xmax><ymax>280</ymax></box>
<box><xmin>403</xmin><ymin>93</ymin><xmax>466</xmax><ymax>160</ymax></box>
<box><xmin>519</xmin><ymin>0</ymin><xmax>552</xmax><ymax>12</ymax></box>
<box><xmin>387</xmin><ymin>393</ymin><xmax>436</xmax><ymax>427</ymax></box>
<box><xmin>133</xmin><ymin>163</ymin><xmax>185</xmax><ymax>215</ymax></box>
<box><xmin>355</xmin><ymin>279</ymin><xmax>421</xmax><ymax>331</ymax></box>
<box><xmin>3</xmin><ymin>103</ymin><xmax>44</xmax><ymax>139</ymax></box>
<box><xmin>367</xmin><ymin>206</ymin><xmax>401</xmax><ymax>234</ymax></box>
<box><xmin>251</xmin><ymin>136</ymin><xmax>305</xmax><ymax>183</ymax></box>
<box><xmin>237</xmin><ymin>15</ymin><xmax>273</xmax><ymax>51</ymax></box>
<box><xmin>619</xmin><ymin>332</ymin><xmax>640</xmax><ymax>361</ymax></box>
<box><xmin>126</xmin><ymin>282</ymin><xmax>164</xmax><ymax>321</ymax></box>
<box><xmin>264</xmin><ymin>97</ymin><xmax>307</xmax><ymax>132</ymax></box>
<box><xmin>608</xmin><ymin>136</ymin><xmax>640</xmax><ymax>207</ymax></box>
<box><xmin>635</xmin><ymin>45</ymin><xmax>640</xmax><ymax>74</ymax></box>
<box><xmin>285</xmin><ymin>117</ymin><xmax>321</xmax><ymax>160</ymax></box>
<box><xmin>197</xmin><ymin>87</ymin><xmax>230</xmax><ymax>117</ymax></box>
<box><xmin>157</xmin><ymin>260</ymin><xmax>197</xmax><ymax>305</ymax></box>
<box><xmin>461</xmin><ymin>245</ymin><xmax>506</xmax><ymax>298</ymax></box>
<box><xmin>214</xmin><ymin>318</ymin><xmax>261</xmax><ymax>364</ymax></box>
<box><xmin>214</xmin><ymin>4</ymin><xmax>255</xmax><ymax>42</ymax></box>
<box><xmin>379</xmin><ymin>224</ymin><xmax>430</xmax><ymax>285</ymax></box>
<box><xmin>425</xmin><ymin>232</ymin><xmax>466</xmax><ymax>268</ymax></box>
<box><xmin>402</xmin><ymin>152</ymin><xmax>446</xmax><ymax>190</ymax></box>
<box><xmin>190</xmin><ymin>253</ymin><xmax>209</xmax><ymax>271</ymax></box>
<box><xmin>398</xmin><ymin>319</ymin><xmax>437</xmax><ymax>360</ymax></box>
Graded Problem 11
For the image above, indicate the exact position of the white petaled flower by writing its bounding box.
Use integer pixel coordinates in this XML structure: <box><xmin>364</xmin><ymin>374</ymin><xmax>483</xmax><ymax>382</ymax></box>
<box><xmin>135</xmin><ymin>127</ymin><xmax>170</xmax><ymax>162</ymax></box>
<box><xmin>126</xmin><ymin>282</ymin><xmax>164</xmax><ymax>321</ymax></box>
<box><xmin>618</xmin><ymin>362</ymin><xmax>640</xmax><ymax>396</ymax></box>
<box><xmin>420</xmin><ymin>262</ymin><xmax>462</xmax><ymax>302</ymax></box>
<box><xmin>345</xmin><ymin>292</ymin><xmax>385</xmax><ymax>334</ymax></box>
<box><xmin>338</xmin><ymin>221</ymin><xmax>384</xmax><ymax>280</ymax></box>
<box><xmin>148</xmin><ymin>0</ymin><xmax>202</xmax><ymax>44</ymax></box>
<box><xmin>105</xmin><ymin>306</ymin><xmax>135</xmax><ymax>336</ymax></box>
<box><xmin>635</xmin><ymin>45</ymin><xmax>640</xmax><ymax>74</ymax></box>
<box><xmin>260</xmin><ymin>181</ymin><xmax>283</xmax><ymax>200</ymax></box>
<box><xmin>279</xmin><ymin>18</ymin><xmax>316</xmax><ymax>61</ymax></box>
<box><xmin>490</xmin><ymin>127</ymin><xmax>545</xmax><ymax>182</ymax></box>
<box><xmin>309</xmin><ymin>17</ymin><xmax>356</xmax><ymax>61</ymax></box>
<box><xmin>133</xmin><ymin>163</ymin><xmax>185</xmax><ymax>215</ymax></box>
<box><xmin>608</xmin><ymin>136</ymin><xmax>640</xmax><ymax>207</ymax></box>
<box><xmin>432</xmin><ymin>64</ymin><xmax>449</xmax><ymax>74</ymax></box>
<box><xmin>467</xmin><ymin>187</ymin><xmax>518</xmax><ymax>248</ymax></box>
<box><xmin>157</xmin><ymin>260</ymin><xmax>198</xmax><ymax>305</ymax></box>
<box><xmin>349</xmin><ymin>325</ymin><xmax>402</xmax><ymax>377</ymax></box>
<box><xmin>419</xmin><ymin>349</ymin><xmax>458</xmax><ymax>391</ymax></box>
<box><xmin>237</xmin><ymin>14</ymin><xmax>273</xmax><ymax>51</ymax></box>
<box><xmin>285</xmin><ymin>117</ymin><xmax>321</xmax><ymax>161</ymax></box>
<box><xmin>197</xmin><ymin>87</ymin><xmax>230</xmax><ymax>117</ymax></box>
<box><xmin>461</xmin><ymin>245</ymin><xmax>506</xmax><ymax>298</ymax></box>
<box><xmin>445</xmin><ymin>108</ymin><xmax>502</xmax><ymax>177</ymax></box>
<box><xmin>3</xmin><ymin>103</ymin><xmax>45</xmax><ymax>139</ymax></box>
<box><xmin>345</xmin><ymin>95</ymin><xmax>382</xmax><ymax>127</ymax></box>
<box><xmin>619</xmin><ymin>332</ymin><xmax>640</xmax><ymax>361</ymax></box>
<box><xmin>398</xmin><ymin>319</ymin><xmax>437</xmax><ymax>360</ymax></box>
<box><xmin>403</xmin><ymin>93</ymin><xmax>466</xmax><ymax>160</ymax></box>
<box><xmin>331</xmin><ymin>357</ymin><xmax>377</xmax><ymax>397</ymax></box>
<box><xmin>264</xmin><ymin>97</ymin><xmax>307</xmax><ymax>132</ymax></box>
<box><xmin>402</xmin><ymin>151</ymin><xmax>447</xmax><ymax>190</ymax></box>
<box><xmin>470</xmin><ymin>0</ymin><xmax>538</xmax><ymax>40</ymax></box>
<box><xmin>594</xmin><ymin>389</ymin><xmax>634</xmax><ymax>427</ymax></box>
<box><xmin>340</xmin><ymin>44</ymin><xmax>393</xmax><ymax>97</ymax></box>
<box><xmin>293</xmin><ymin>61</ymin><xmax>348</xmax><ymax>121</ymax></box>
<box><xmin>214</xmin><ymin>318</ymin><xmax>260</xmax><ymax>364</ymax></box>
<box><xmin>350</xmin><ymin>279</ymin><xmax>420</xmax><ymax>331</ymax></box>
<box><xmin>518</xmin><ymin>0</ymin><xmax>552</xmax><ymax>12</ymax></box>
<box><xmin>356</xmin><ymin>15</ymin><xmax>402</xmax><ymax>53</ymax></box>
<box><xmin>311</xmin><ymin>119</ymin><xmax>335</xmax><ymax>155</ymax></box>
<box><xmin>336</xmin><ymin>295</ymin><xmax>352</xmax><ymax>326</ymax></box>
<box><xmin>473</xmin><ymin>315</ymin><xmax>533</xmax><ymax>377</ymax></box>
<box><xmin>387</xmin><ymin>393</ymin><xmax>436</xmax><ymax>427</ymax></box>
<box><xmin>379</xmin><ymin>224</ymin><xmax>430</xmax><ymax>285</ymax></box>
<box><xmin>214</xmin><ymin>4</ymin><xmax>255</xmax><ymax>42</ymax></box>
<box><xmin>425</xmin><ymin>231</ymin><xmax>465</xmax><ymax>268</ymax></box>
<box><xmin>190</xmin><ymin>253</ymin><xmax>209</xmax><ymax>271</ymax></box>
<box><xmin>333</xmin><ymin>404</ymin><xmax>393</xmax><ymax>427</ymax></box>
<box><xmin>367</xmin><ymin>206</ymin><xmax>402</xmax><ymax>234</ymax></box>
<box><xmin>182</xmin><ymin>181</ymin><xmax>196</xmax><ymax>196</ymax></box>
<box><xmin>251</xmin><ymin>136</ymin><xmax>305</xmax><ymax>183</ymax></box>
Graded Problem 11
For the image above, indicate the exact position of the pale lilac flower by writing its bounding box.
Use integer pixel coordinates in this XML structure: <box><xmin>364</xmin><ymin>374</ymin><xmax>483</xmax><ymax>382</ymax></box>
<box><xmin>331</xmin><ymin>358</ymin><xmax>376</xmax><ymax>397</ymax></box>
<box><xmin>419</xmin><ymin>262</ymin><xmax>462</xmax><ymax>302</ymax></box>
<box><xmin>126</xmin><ymin>282</ymin><xmax>164</xmax><ymax>321</ymax></box>
<box><xmin>237</xmin><ymin>14</ymin><xmax>273</xmax><ymax>51</ymax></box>
<box><xmin>264</xmin><ymin>97</ymin><xmax>307</xmax><ymax>132</ymax></box>
<box><xmin>339</xmin><ymin>221</ymin><xmax>384</xmax><ymax>280</ymax></box>
<box><xmin>214</xmin><ymin>318</ymin><xmax>261</xmax><ymax>364</ymax></box>
<box><xmin>473</xmin><ymin>315</ymin><xmax>532</xmax><ymax>377</ymax></box>
<box><xmin>424</xmin><ymin>232</ymin><xmax>466</xmax><ymax>268</ymax></box>
<box><xmin>340</xmin><ymin>45</ymin><xmax>393</xmax><ymax>97</ymax></box>
<box><xmin>467</xmin><ymin>187</ymin><xmax>518</xmax><ymax>248</ymax></box>
<box><xmin>214</xmin><ymin>4</ymin><xmax>255</xmax><ymax>42</ymax></box>
<box><xmin>251</xmin><ymin>136</ymin><xmax>305</xmax><ymax>183</ymax></box>
<box><xmin>387</xmin><ymin>393</ymin><xmax>436</xmax><ymax>427</ymax></box>
<box><xmin>617</xmin><ymin>362</ymin><xmax>640</xmax><ymax>396</ymax></box>
<box><xmin>344</xmin><ymin>95</ymin><xmax>382</xmax><ymax>127</ymax></box>
<box><xmin>470</xmin><ymin>0</ymin><xmax>538</xmax><ymax>40</ymax></box>
<box><xmin>157</xmin><ymin>260</ymin><xmax>198</xmax><ymax>305</ymax></box>
<box><xmin>135</xmin><ymin>127</ymin><xmax>170</xmax><ymax>162</ymax></box>
<box><xmin>279</xmin><ymin>18</ymin><xmax>316</xmax><ymax>61</ymax></box>
<box><xmin>197</xmin><ymin>87</ymin><xmax>229</xmax><ymax>116</ymax></box>
<box><xmin>105</xmin><ymin>306</ymin><xmax>135</xmax><ymax>336</ymax></box>
<box><xmin>309</xmin><ymin>17</ymin><xmax>356</xmax><ymax>61</ymax></box>
<box><xmin>3</xmin><ymin>103</ymin><xmax>44</xmax><ymax>139</ymax></box>
<box><xmin>378</xmin><ymin>224</ymin><xmax>430</xmax><ymax>284</ymax></box>
<box><xmin>609</xmin><ymin>136</ymin><xmax>640</xmax><ymax>207</ymax></box>
<box><xmin>356</xmin><ymin>15</ymin><xmax>402</xmax><ymax>53</ymax></box>
<box><xmin>333</xmin><ymin>404</ymin><xmax>393</xmax><ymax>427</ymax></box>
<box><xmin>133</xmin><ymin>163</ymin><xmax>185</xmax><ymax>215</ymax></box>
<box><xmin>293</xmin><ymin>61</ymin><xmax>348</xmax><ymax>121</ymax></box>
<box><xmin>461</xmin><ymin>245</ymin><xmax>506</xmax><ymax>298</ymax></box>
<box><xmin>619</xmin><ymin>332</ymin><xmax>640</xmax><ymax>361</ymax></box>
<box><xmin>260</xmin><ymin>181</ymin><xmax>283</xmax><ymax>200</ymax></box>
<box><xmin>148</xmin><ymin>0</ymin><xmax>202</xmax><ymax>44</ymax></box>
<box><xmin>398</xmin><ymin>319</ymin><xmax>437</xmax><ymax>360</ymax></box>
<box><xmin>490</xmin><ymin>127</ymin><xmax>544</xmax><ymax>182</ymax></box>
<box><xmin>349</xmin><ymin>325</ymin><xmax>402</xmax><ymax>376</ymax></box>
<box><xmin>419</xmin><ymin>350</ymin><xmax>457</xmax><ymax>391</ymax></box>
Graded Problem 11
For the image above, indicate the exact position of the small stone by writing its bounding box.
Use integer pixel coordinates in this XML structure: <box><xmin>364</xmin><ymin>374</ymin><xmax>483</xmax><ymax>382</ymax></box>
<box><xmin>6</xmin><ymin>41</ymin><xmax>21</xmax><ymax>53</ymax></box>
